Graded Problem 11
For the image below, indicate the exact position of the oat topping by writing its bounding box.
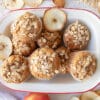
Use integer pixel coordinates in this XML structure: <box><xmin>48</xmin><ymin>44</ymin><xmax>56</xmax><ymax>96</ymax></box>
<box><xmin>69</xmin><ymin>51</ymin><xmax>96</xmax><ymax>80</ymax></box>
<box><xmin>64</xmin><ymin>21</ymin><xmax>90</xmax><ymax>50</ymax></box>
<box><xmin>0</xmin><ymin>55</ymin><xmax>30</xmax><ymax>83</ymax></box>
<box><xmin>11</xmin><ymin>12</ymin><xmax>42</xmax><ymax>41</ymax></box>
<box><xmin>29</xmin><ymin>47</ymin><xmax>60</xmax><ymax>80</ymax></box>
<box><xmin>12</xmin><ymin>35</ymin><xmax>36</xmax><ymax>56</ymax></box>
<box><xmin>37</xmin><ymin>31</ymin><xmax>61</xmax><ymax>49</ymax></box>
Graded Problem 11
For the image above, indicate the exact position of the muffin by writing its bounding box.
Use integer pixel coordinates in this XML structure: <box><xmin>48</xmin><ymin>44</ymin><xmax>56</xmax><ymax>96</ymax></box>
<box><xmin>29</xmin><ymin>47</ymin><xmax>60</xmax><ymax>80</ymax></box>
<box><xmin>12</xmin><ymin>35</ymin><xmax>36</xmax><ymax>57</ymax></box>
<box><xmin>37</xmin><ymin>31</ymin><xmax>61</xmax><ymax>49</ymax></box>
<box><xmin>63</xmin><ymin>21</ymin><xmax>90</xmax><ymax>50</ymax></box>
<box><xmin>11</xmin><ymin>12</ymin><xmax>42</xmax><ymax>41</ymax></box>
<box><xmin>0</xmin><ymin>55</ymin><xmax>30</xmax><ymax>83</ymax></box>
<box><xmin>55</xmin><ymin>46</ymin><xmax>70</xmax><ymax>74</ymax></box>
<box><xmin>69</xmin><ymin>51</ymin><xmax>97</xmax><ymax>81</ymax></box>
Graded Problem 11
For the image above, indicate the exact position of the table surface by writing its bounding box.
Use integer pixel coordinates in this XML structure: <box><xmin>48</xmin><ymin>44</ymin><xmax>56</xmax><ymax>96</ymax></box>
<box><xmin>0</xmin><ymin>0</ymin><xmax>100</xmax><ymax>100</ymax></box>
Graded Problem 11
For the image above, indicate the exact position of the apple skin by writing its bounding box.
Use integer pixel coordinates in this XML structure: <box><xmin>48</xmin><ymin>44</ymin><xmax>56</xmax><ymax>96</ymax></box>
<box><xmin>24</xmin><ymin>93</ymin><xmax>50</xmax><ymax>100</ymax></box>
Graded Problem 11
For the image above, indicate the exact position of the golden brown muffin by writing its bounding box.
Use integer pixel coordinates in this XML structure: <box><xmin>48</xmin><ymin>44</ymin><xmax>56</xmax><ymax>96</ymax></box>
<box><xmin>55</xmin><ymin>46</ymin><xmax>70</xmax><ymax>74</ymax></box>
<box><xmin>29</xmin><ymin>47</ymin><xmax>60</xmax><ymax>80</ymax></box>
<box><xmin>63</xmin><ymin>21</ymin><xmax>90</xmax><ymax>50</ymax></box>
<box><xmin>69</xmin><ymin>51</ymin><xmax>96</xmax><ymax>81</ymax></box>
<box><xmin>11</xmin><ymin>12</ymin><xmax>42</xmax><ymax>41</ymax></box>
<box><xmin>12</xmin><ymin>35</ymin><xmax>36</xmax><ymax>57</ymax></box>
<box><xmin>37</xmin><ymin>31</ymin><xmax>61</xmax><ymax>49</ymax></box>
<box><xmin>0</xmin><ymin>55</ymin><xmax>30</xmax><ymax>83</ymax></box>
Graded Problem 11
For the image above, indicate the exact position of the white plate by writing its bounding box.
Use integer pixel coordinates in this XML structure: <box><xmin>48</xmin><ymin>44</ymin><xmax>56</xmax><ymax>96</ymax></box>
<box><xmin>0</xmin><ymin>8</ymin><xmax>100</xmax><ymax>93</ymax></box>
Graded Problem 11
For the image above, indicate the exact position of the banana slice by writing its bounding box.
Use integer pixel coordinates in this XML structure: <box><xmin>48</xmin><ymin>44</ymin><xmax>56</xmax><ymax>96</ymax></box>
<box><xmin>0</xmin><ymin>35</ymin><xmax>12</xmax><ymax>65</ymax></box>
<box><xmin>3</xmin><ymin>0</ymin><xmax>24</xmax><ymax>10</ymax></box>
<box><xmin>80</xmin><ymin>91</ymin><xmax>99</xmax><ymax>100</ymax></box>
<box><xmin>43</xmin><ymin>8</ymin><xmax>67</xmax><ymax>32</ymax></box>
<box><xmin>25</xmin><ymin>0</ymin><xmax>43</xmax><ymax>7</ymax></box>
<box><xmin>70</xmin><ymin>97</ymin><xmax>80</xmax><ymax>100</ymax></box>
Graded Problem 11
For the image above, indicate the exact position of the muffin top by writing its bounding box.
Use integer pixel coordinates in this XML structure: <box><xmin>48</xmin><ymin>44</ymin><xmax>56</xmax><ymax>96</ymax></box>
<box><xmin>12</xmin><ymin>35</ymin><xmax>36</xmax><ymax>56</ymax></box>
<box><xmin>64</xmin><ymin>21</ymin><xmax>90</xmax><ymax>50</ymax></box>
<box><xmin>11</xmin><ymin>12</ymin><xmax>42</xmax><ymax>41</ymax></box>
<box><xmin>37</xmin><ymin>31</ymin><xmax>61</xmax><ymax>49</ymax></box>
<box><xmin>29</xmin><ymin>47</ymin><xmax>60</xmax><ymax>80</ymax></box>
<box><xmin>69</xmin><ymin>51</ymin><xmax>96</xmax><ymax>81</ymax></box>
<box><xmin>0</xmin><ymin>55</ymin><xmax>30</xmax><ymax>83</ymax></box>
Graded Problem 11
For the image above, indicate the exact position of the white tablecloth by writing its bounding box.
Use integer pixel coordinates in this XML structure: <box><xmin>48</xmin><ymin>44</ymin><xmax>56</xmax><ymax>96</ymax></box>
<box><xmin>0</xmin><ymin>0</ymin><xmax>99</xmax><ymax>100</ymax></box>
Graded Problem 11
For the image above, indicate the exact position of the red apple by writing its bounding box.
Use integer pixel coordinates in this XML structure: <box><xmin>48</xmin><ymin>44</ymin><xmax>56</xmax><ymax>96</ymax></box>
<box><xmin>24</xmin><ymin>93</ymin><xmax>50</xmax><ymax>100</ymax></box>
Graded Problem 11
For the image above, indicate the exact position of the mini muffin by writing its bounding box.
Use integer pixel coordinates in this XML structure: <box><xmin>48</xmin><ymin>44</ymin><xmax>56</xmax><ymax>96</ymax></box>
<box><xmin>63</xmin><ymin>21</ymin><xmax>90</xmax><ymax>50</ymax></box>
<box><xmin>11</xmin><ymin>12</ymin><xmax>42</xmax><ymax>41</ymax></box>
<box><xmin>12</xmin><ymin>35</ymin><xmax>36</xmax><ymax>57</ymax></box>
<box><xmin>55</xmin><ymin>46</ymin><xmax>70</xmax><ymax>74</ymax></box>
<box><xmin>29</xmin><ymin>47</ymin><xmax>60</xmax><ymax>80</ymax></box>
<box><xmin>0</xmin><ymin>55</ymin><xmax>30</xmax><ymax>83</ymax></box>
<box><xmin>37</xmin><ymin>31</ymin><xmax>61</xmax><ymax>49</ymax></box>
<box><xmin>69</xmin><ymin>51</ymin><xmax>96</xmax><ymax>81</ymax></box>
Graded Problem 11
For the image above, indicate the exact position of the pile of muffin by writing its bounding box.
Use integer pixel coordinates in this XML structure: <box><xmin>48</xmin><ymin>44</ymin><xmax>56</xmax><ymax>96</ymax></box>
<box><xmin>0</xmin><ymin>8</ymin><xmax>97</xmax><ymax>83</ymax></box>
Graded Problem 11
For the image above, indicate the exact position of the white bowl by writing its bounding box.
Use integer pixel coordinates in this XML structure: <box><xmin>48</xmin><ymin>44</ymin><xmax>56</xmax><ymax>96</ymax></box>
<box><xmin>0</xmin><ymin>8</ymin><xmax>100</xmax><ymax>93</ymax></box>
